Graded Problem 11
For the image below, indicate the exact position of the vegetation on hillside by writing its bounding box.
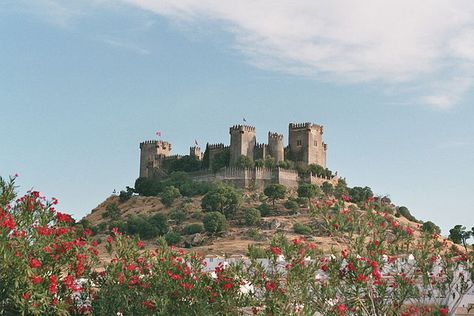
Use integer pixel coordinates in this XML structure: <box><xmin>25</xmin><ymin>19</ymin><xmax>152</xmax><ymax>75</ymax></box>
<box><xmin>1</xmin><ymin>175</ymin><xmax>473</xmax><ymax>315</ymax></box>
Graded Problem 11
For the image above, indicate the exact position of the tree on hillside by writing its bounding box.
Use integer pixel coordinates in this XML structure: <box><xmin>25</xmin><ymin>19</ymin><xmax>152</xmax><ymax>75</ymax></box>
<box><xmin>333</xmin><ymin>178</ymin><xmax>349</xmax><ymax>199</ymax></box>
<box><xmin>203</xmin><ymin>212</ymin><xmax>228</xmax><ymax>234</ymax></box>
<box><xmin>421</xmin><ymin>221</ymin><xmax>441</xmax><ymax>235</ymax></box>
<box><xmin>264</xmin><ymin>184</ymin><xmax>287</xmax><ymax>207</ymax></box>
<box><xmin>321</xmin><ymin>182</ymin><xmax>334</xmax><ymax>196</ymax></box>
<box><xmin>202</xmin><ymin>143</ymin><xmax>210</xmax><ymax>169</ymax></box>
<box><xmin>201</xmin><ymin>185</ymin><xmax>241</xmax><ymax>218</ymax></box>
<box><xmin>449</xmin><ymin>225</ymin><xmax>471</xmax><ymax>251</ymax></box>
<box><xmin>160</xmin><ymin>186</ymin><xmax>181</xmax><ymax>207</ymax></box>
<box><xmin>348</xmin><ymin>186</ymin><xmax>374</xmax><ymax>204</ymax></box>
<box><xmin>297</xmin><ymin>183</ymin><xmax>320</xmax><ymax>206</ymax></box>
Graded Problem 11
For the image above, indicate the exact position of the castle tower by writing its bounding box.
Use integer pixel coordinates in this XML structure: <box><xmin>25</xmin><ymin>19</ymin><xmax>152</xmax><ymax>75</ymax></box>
<box><xmin>139</xmin><ymin>140</ymin><xmax>172</xmax><ymax>178</ymax></box>
<box><xmin>190</xmin><ymin>146</ymin><xmax>202</xmax><ymax>160</ymax></box>
<box><xmin>287</xmin><ymin>123</ymin><xmax>327</xmax><ymax>167</ymax></box>
<box><xmin>229</xmin><ymin>125</ymin><xmax>256</xmax><ymax>165</ymax></box>
<box><xmin>267</xmin><ymin>132</ymin><xmax>284</xmax><ymax>162</ymax></box>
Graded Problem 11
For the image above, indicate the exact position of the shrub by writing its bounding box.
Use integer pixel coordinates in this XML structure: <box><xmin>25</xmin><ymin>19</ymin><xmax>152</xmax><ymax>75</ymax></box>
<box><xmin>284</xmin><ymin>200</ymin><xmax>299</xmax><ymax>212</ymax></box>
<box><xmin>264</xmin><ymin>184</ymin><xmax>287</xmax><ymax>206</ymax></box>
<box><xmin>169</xmin><ymin>209</ymin><xmax>186</xmax><ymax>225</ymax></box>
<box><xmin>119</xmin><ymin>186</ymin><xmax>134</xmax><ymax>202</ymax></box>
<box><xmin>297</xmin><ymin>184</ymin><xmax>320</xmax><ymax>204</ymax></box>
<box><xmin>397</xmin><ymin>206</ymin><xmax>417</xmax><ymax>222</ymax></box>
<box><xmin>257</xmin><ymin>203</ymin><xmax>271</xmax><ymax>217</ymax></box>
<box><xmin>203</xmin><ymin>212</ymin><xmax>227</xmax><ymax>234</ymax></box>
<box><xmin>293</xmin><ymin>223</ymin><xmax>313</xmax><ymax>235</ymax></box>
<box><xmin>183</xmin><ymin>223</ymin><xmax>204</xmax><ymax>235</ymax></box>
<box><xmin>149</xmin><ymin>213</ymin><xmax>169</xmax><ymax>236</ymax></box>
<box><xmin>102</xmin><ymin>203</ymin><xmax>121</xmax><ymax>220</ymax></box>
<box><xmin>164</xmin><ymin>231</ymin><xmax>182</xmax><ymax>245</ymax></box>
<box><xmin>321</xmin><ymin>182</ymin><xmax>334</xmax><ymax>196</ymax></box>
<box><xmin>421</xmin><ymin>221</ymin><xmax>441</xmax><ymax>234</ymax></box>
<box><xmin>201</xmin><ymin>185</ymin><xmax>241</xmax><ymax>218</ymax></box>
<box><xmin>244</xmin><ymin>208</ymin><xmax>261</xmax><ymax>226</ymax></box>
<box><xmin>160</xmin><ymin>186</ymin><xmax>181</xmax><ymax>207</ymax></box>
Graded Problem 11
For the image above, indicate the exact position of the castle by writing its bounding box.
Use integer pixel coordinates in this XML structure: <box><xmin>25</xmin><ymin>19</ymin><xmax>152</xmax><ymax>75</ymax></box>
<box><xmin>139</xmin><ymin>122</ymin><xmax>333</xmax><ymax>189</ymax></box>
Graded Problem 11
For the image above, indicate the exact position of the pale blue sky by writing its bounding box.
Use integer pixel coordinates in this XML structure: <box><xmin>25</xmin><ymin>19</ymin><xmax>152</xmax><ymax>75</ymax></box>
<box><xmin>1</xmin><ymin>1</ymin><xmax>474</xmax><ymax>235</ymax></box>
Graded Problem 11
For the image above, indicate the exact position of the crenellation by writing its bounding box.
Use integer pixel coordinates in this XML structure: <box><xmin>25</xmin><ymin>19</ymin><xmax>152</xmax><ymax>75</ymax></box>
<box><xmin>139</xmin><ymin>121</ymin><xmax>330</xmax><ymax>188</ymax></box>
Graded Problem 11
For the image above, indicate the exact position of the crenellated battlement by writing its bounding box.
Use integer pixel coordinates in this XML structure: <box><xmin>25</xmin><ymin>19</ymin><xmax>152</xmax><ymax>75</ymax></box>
<box><xmin>208</xmin><ymin>143</ymin><xmax>225</xmax><ymax>150</ymax></box>
<box><xmin>229</xmin><ymin>125</ymin><xmax>256</xmax><ymax>133</ymax></box>
<box><xmin>140</xmin><ymin>120</ymin><xmax>327</xmax><ymax>179</ymax></box>
<box><xmin>268</xmin><ymin>132</ymin><xmax>283</xmax><ymax>140</ymax></box>
<box><xmin>289</xmin><ymin>122</ymin><xmax>322</xmax><ymax>131</ymax></box>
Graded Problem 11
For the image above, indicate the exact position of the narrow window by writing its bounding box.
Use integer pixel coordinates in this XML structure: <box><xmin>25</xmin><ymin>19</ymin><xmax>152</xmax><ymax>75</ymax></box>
<box><xmin>297</xmin><ymin>140</ymin><xmax>302</xmax><ymax>146</ymax></box>
<box><xmin>314</xmin><ymin>140</ymin><xmax>317</xmax><ymax>146</ymax></box>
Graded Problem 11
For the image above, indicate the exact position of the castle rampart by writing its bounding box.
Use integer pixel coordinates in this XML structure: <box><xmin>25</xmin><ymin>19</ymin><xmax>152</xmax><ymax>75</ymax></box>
<box><xmin>139</xmin><ymin>121</ymin><xmax>330</xmax><ymax>188</ymax></box>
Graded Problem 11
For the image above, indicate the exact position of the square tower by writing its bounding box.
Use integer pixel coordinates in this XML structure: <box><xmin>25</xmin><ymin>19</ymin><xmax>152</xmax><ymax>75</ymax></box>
<box><xmin>287</xmin><ymin>123</ymin><xmax>326</xmax><ymax>167</ymax></box>
<box><xmin>229</xmin><ymin>125</ymin><xmax>256</xmax><ymax>165</ymax></box>
<box><xmin>139</xmin><ymin>140</ymin><xmax>172</xmax><ymax>178</ymax></box>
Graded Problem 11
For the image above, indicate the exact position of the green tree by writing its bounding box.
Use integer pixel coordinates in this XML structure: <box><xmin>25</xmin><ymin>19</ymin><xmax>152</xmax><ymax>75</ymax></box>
<box><xmin>348</xmin><ymin>186</ymin><xmax>374</xmax><ymax>203</ymax></box>
<box><xmin>263</xmin><ymin>156</ymin><xmax>277</xmax><ymax>169</ymax></box>
<box><xmin>254</xmin><ymin>159</ymin><xmax>264</xmax><ymax>168</ymax></box>
<box><xmin>308</xmin><ymin>164</ymin><xmax>325</xmax><ymax>177</ymax></box>
<box><xmin>168</xmin><ymin>155</ymin><xmax>202</xmax><ymax>173</ymax></box>
<box><xmin>164</xmin><ymin>231</ymin><xmax>182</xmax><ymax>245</ymax></box>
<box><xmin>297</xmin><ymin>183</ymin><xmax>320</xmax><ymax>205</ymax></box>
<box><xmin>264</xmin><ymin>184</ymin><xmax>287</xmax><ymax>207</ymax></box>
<box><xmin>201</xmin><ymin>185</ymin><xmax>241</xmax><ymax>218</ymax></box>
<box><xmin>160</xmin><ymin>186</ymin><xmax>181</xmax><ymax>207</ymax></box>
<box><xmin>333</xmin><ymin>178</ymin><xmax>349</xmax><ymax>199</ymax></box>
<box><xmin>119</xmin><ymin>186</ymin><xmax>134</xmax><ymax>202</ymax></box>
<box><xmin>149</xmin><ymin>213</ymin><xmax>169</xmax><ymax>236</ymax></box>
<box><xmin>397</xmin><ymin>206</ymin><xmax>417</xmax><ymax>222</ymax></box>
<box><xmin>102</xmin><ymin>203</ymin><xmax>121</xmax><ymax>221</ymax></box>
<box><xmin>182</xmin><ymin>223</ymin><xmax>204</xmax><ymax>235</ymax></box>
<box><xmin>449</xmin><ymin>225</ymin><xmax>471</xmax><ymax>251</ymax></box>
<box><xmin>293</xmin><ymin>223</ymin><xmax>313</xmax><ymax>235</ymax></box>
<box><xmin>244</xmin><ymin>208</ymin><xmax>261</xmax><ymax>226</ymax></box>
<box><xmin>211</xmin><ymin>148</ymin><xmax>230</xmax><ymax>172</ymax></box>
<box><xmin>421</xmin><ymin>221</ymin><xmax>441</xmax><ymax>235</ymax></box>
<box><xmin>321</xmin><ymin>182</ymin><xmax>334</xmax><ymax>196</ymax></box>
<box><xmin>169</xmin><ymin>209</ymin><xmax>186</xmax><ymax>225</ymax></box>
<box><xmin>203</xmin><ymin>212</ymin><xmax>228</xmax><ymax>234</ymax></box>
<box><xmin>236</xmin><ymin>155</ymin><xmax>254</xmax><ymax>169</ymax></box>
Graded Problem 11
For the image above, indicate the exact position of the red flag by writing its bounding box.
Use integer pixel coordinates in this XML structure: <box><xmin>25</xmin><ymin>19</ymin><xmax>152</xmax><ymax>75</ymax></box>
<box><xmin>155</xmin><ymin>131</ymin><xmax>161</xmax><ymax>137</ymax></box>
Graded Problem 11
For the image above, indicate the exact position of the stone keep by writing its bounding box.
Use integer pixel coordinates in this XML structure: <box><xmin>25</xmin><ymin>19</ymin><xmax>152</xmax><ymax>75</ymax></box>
<box><xmin>139</xmin><ymin>140</ymin><xmax>172</xmax><ymax>178</ymax></box>
<box><xmin>267</xmin><ymin>132</ymin><xmax>284</xmax><ymax>162</ymax></box>
<box><xmin>229</xmin><ymin>125</ymin><xmax>256</xmax><ymax>165</ymax></box>
<box><xmin>287</xmin><ymin>123</ymin><xmax>327</xmax><ymax>167</ymax></box>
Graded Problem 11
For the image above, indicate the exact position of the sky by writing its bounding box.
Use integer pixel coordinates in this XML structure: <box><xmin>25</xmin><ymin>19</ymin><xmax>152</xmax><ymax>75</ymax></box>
<box><xmin>1</xmin><ymin>1</ymin><xmax>474</xmax><ymax>235</ymax></box>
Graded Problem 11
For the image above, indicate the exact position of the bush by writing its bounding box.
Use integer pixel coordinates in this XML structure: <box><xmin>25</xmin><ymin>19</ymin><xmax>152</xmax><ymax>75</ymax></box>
<box><xmin>102</xmin><ymin>203</ymin><xmax>121</xmax><ymax>220</ymax></box>
<box><xmin>169</xmin><ymin>209</ymin><xmax>186</xmax><ymax>225</ymax></box>
<box><xmin>397</xmin><ymin>206</ymin><xmax>417</xmax><ymax>222</ymax></box>
<box><xmin>297</xmin><ymin>184</ymin><xmax>320</xmax><ymax>204</ymax></box>
<box><xmin>201</xmin><ymin>184</ymin><xmax>241</xmax><ymax>218</ymax></box>
<box><xmin>164</xmin><ymin>231</ymin><xmax>182</xmax><ymax>245</ymax></box>
<box><xmin>293</xmin><ymin>223</ymin><xmax>313</xmax><ymax>235</ymax></box>
<box><xmin>257</xmin><ymin>203</ymin><xmax>271</xmax><ymax>217</ymax></box>
<box><xmin>203</xmin><ymin>212</ymin><xmax>228</xmax><ymax>234</ymax></box>
<box><xmin>149</xmin><ymin>213</ymin><xmax>169</xmax><ymax>236</ymax></box>
<box><xmin>244</xmin><ymin>208</ymin><xmax>261</xmax><ymax>226</ymax></box>
<box><xmin>264</xmin><ymin>184</ymin><xmax>287</xmax><ymax>206</ymax></box>
<box><xmin>421</xmin><ymin>221</ymin><xmax>441</xmax><ymax>234</ymax></box>
<box><xmin>119</xmin><ymin>187</ymin><xmax>134</xmax><ymax>202</ymax></box>
<box><xmin>161</xmin><ymin>186</ymin><xmax>181</xmax><ymax>207</ymax></box>
<box><xmin>284</xmin><ymin>200</ymin><xmax>299</xmax><ymax>212</ymax></box>
<box><xmin>183</xmin><ymin>223</ymin><xmax>204</xmax><ymax>235</ymax></box>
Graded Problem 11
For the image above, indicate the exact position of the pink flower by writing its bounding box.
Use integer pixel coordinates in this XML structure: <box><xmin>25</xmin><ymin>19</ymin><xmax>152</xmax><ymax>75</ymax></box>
<box><xmin>439</xmin><ymin>308</ymin><xmax>449</xmax><ymax>315</ymax></box>
<box><xmin>29</xmin><ymin>258</ymin><xmax>42</xmax><ymax>269</ymax></box>
<box><xmin>270</xmin><ymin>247</ymin><xmax>282</xmax><ymax>256</ymax></box>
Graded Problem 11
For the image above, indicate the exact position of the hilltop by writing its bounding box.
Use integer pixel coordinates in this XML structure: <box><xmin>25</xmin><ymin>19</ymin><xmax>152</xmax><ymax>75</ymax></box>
<box><xmin>81</xmin><ymin>180</ymin><xmax>451</xmax><ymax>258</ymax></box>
